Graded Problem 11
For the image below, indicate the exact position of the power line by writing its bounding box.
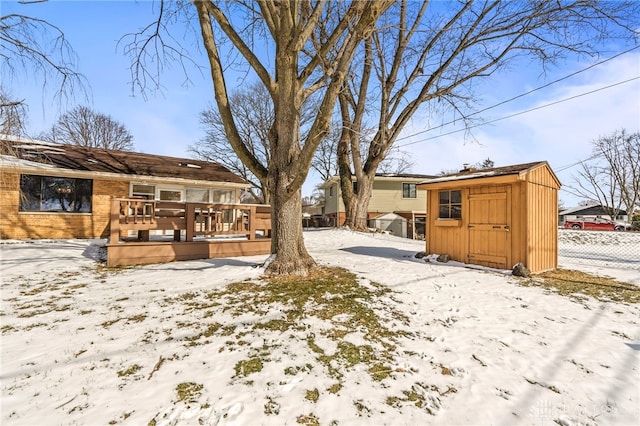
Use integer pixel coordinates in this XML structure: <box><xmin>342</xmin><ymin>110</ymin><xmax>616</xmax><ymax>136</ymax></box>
<box><xmin>394</xmin><ymin>45</ymin><xmax>640</xmax><ymax>144</ymax></box>
<box><xmin>397</xmin><ymin>76</ymin><xmax>640</xmax><ymax>148</ymax></box>
<box><xmin>554</xmin><ymin>130</ymin><xmax>636</xmax><ymax>173</ymax></box>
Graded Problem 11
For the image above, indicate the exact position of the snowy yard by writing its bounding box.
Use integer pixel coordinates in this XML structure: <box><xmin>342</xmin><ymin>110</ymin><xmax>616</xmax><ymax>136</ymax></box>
<box><xmin>1</xmin><ymin>229</ymin><xmax>638</xmax><ymax>425</ymax></box>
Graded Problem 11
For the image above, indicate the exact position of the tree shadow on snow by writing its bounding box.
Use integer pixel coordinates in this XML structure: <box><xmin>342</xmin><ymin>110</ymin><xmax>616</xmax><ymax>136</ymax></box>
<box><xmin>339</xmin><ymin>245</ymin><xmax>419</xmax><ymax>260</ymax></box>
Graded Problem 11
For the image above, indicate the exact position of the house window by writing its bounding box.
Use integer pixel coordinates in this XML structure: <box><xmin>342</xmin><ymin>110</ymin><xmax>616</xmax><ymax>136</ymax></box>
<box><xmin>131</xmin><ymin>184</ymin><xmax>155</xmax><ymax>200</ymax></box>
<box><xmin>329</xmin><ymin>186</ymin><xmax>334</xmax><ymax>197</ymax></box>
<box><xmin>20</xmin><ymin>174</ymin><xmax>92</xmax><ymax>213</ymax></box>
<box><xmin>438</xmin><ymin>190</ymin><xmax>461</xmax><ymax>219</ymax></box>
<box><xmin>402</xmin><ymin>183</ymin><xmax>417</xmax><ymax>198</ymax></box>
<box><xmin>186</xmin><ymin>187</ymin><xmax>210</xmax><ymax>203</ymax></box>
<box><xmin>159</xmin><ymin>189</ymin><xmax>182</xmax><ymax>201</ymax></box>
<box><xmin>212</xmin><ymin>189</ymin><xmax>234</xmax><ymax>203</ymax></box>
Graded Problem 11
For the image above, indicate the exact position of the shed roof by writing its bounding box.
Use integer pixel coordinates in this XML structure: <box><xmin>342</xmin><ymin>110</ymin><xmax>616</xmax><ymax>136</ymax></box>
<box><xmin>0</xmin><ymin>136</ymin><xmax>246</xmax><ymax>185</ymax></box>
<box><xmin>417</xmin><ymin>161</ymin><xmax>559</xmax><ymax>188</ymax></box>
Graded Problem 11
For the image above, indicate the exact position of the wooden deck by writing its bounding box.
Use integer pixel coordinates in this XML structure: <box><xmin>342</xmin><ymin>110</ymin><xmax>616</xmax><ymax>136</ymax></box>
<box><xmin>106</xmin><ymin>199</ymin><xmax>271</xmax><ymax>267</ymax></box>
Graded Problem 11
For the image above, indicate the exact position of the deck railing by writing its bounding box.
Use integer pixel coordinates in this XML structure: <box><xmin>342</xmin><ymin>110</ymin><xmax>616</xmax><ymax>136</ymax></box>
<box><xmin>109</xmin><ymin>198</ymin><xmax>271</xmax><ymax>244</ymax></box>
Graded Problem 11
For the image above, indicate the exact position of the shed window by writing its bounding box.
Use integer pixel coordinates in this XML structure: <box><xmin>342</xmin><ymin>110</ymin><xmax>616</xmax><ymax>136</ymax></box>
<box><xmin>402</xmin><ymin>183</ymin><xmax>417</xmax><ymax>198</ymax></box>
<box><xmin>20</xmin><ymin>174</ymin><xmax>92</xmax><ymax>213</ymax></box>
<box><xmin>438</xmin><ymin>190</ymin><xmax>461</xmax><ymax>219</ymax></box>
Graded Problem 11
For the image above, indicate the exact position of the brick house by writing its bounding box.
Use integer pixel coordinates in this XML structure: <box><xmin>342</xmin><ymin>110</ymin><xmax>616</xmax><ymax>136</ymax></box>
<box><xmin>0</xmin><ymin>136</ymin><xmax>249</xmax><ymax>240</ymax></box>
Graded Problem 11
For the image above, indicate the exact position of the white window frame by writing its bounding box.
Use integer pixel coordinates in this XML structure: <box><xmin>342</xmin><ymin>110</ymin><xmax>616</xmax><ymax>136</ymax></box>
<box><xmin>402</xmin><ymin>182</ymin><xmax>417</xmax><ymax>199</ymax></box>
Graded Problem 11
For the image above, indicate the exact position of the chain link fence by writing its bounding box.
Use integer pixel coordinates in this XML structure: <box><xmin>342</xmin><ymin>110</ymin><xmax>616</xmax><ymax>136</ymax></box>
<box><xmin>558</xmin><ymin>228</ymin><xmax>640</xmax><ymax>270</ymax></box>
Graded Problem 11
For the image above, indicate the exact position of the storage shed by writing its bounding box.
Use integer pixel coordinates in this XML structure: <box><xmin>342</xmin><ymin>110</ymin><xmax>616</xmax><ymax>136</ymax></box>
<box><xmin>417</xmin><ymin>161</ymin><xmax>560</xmax><ymax>273</ymax></box>
<box><xmin>369</xmin><ymin>212</ymin><xmax>407</xmax><ymax>238</ymax></box>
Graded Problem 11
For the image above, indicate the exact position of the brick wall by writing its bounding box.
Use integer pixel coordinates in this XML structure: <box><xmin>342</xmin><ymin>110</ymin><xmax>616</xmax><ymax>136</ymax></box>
<box><xmin>0</xmin><ymin>172</ymin><xmax>129</xmax><ymax>239</ymax></box>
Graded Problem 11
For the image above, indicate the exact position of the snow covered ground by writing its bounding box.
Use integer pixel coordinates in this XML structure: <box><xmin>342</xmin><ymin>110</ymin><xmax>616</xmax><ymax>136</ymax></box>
<box><xmin>1</xmin><ymin>229</ymin><xmax>638</xmax><ymax>426</ymax></box>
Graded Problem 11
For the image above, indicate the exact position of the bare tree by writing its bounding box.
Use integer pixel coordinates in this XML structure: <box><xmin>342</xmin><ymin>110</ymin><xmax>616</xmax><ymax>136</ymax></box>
<box><xmin>376</xmin><ymin>145</ymin><xmax>415</xmax><ymax>174</ymax></box>
<box><xmin>126</xmin><ymin>1</ymin><xmax>393</xmax><ymax>275</ymax></box>
<box><xmin>0</xmin><ymin>86</ymin><xmax>29</xmax><ymax>136</ymax></box>
<box><xmin>1</xmin><ymin>10</ymin><xmax>87</xmax><ymax>105</ymax></box>
<box><xmin>43</xmin><ymin>105</ymin><xmax>134</xmax><ymax>150</ymax></box>
<box><xmin>311</xmin><ymin>123</ymin><xmax>341</xmax><ymax>182</ymax></box>
<box><xmin>191</xmin><ymin>82</ymin><xmax>272</xmax><ymax>203</ymax></box>
<box><xmin>571</xmin><ymin>129</ymin><xmax>640</xmax><ymax>219</ymax></box>
<box><xmin>313</xmin><ymin>124</ymin><xmax>414</xmax><ymax>182</ymax></box>
<box><xmin>336</xmin><ymin>0</ymin><xmax>640</xmax><ymax>230</ymax></box>
<box><xmin>191</xmin><ymin>81</ymin><xmax>322</xmax><ymax>204</ymax></box>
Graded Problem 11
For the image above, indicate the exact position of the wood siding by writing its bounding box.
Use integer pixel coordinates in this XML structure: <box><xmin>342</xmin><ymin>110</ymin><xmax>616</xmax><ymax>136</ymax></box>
<box><xmin>525</xmin><ymin>180</ymin><xmax>558</xmax><ymax>273</ymax></box>
<box><xmin>467</xmin><ymin>185</ymin><xmax>512</xmax><ymax>269</ymax></box>
<box><xmin>422</xmin><ymin>163</ymin><xmax>559</xmax><ymax>273</ymax></box>
<box><xmin>426</xmin><ymin>188</ymin><xmax>468</xmax><ymax>262</ymax></box>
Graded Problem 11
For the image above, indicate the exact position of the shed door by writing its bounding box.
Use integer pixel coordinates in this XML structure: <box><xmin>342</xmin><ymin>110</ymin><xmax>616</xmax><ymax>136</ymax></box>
<box><xmin>467</xmin><ymin>186</ymin><xmax>511</xmax><ymax>269</ymax></box>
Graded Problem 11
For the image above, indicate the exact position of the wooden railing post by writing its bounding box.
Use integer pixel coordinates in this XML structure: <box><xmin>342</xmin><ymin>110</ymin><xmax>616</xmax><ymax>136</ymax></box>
<box><xmin>248</xmin><ymin>205</ymin><xmax>256</xmax><ymax>240</ymax></box>
<box><xmin>186</xmin><ymin>203</ymin><xmax>195</xmax><ymax>242</ymax></box>
<box><xmin>109</xmin><ymin>198</ymin><xmax>122</xmax><ymax>244</ymax></box>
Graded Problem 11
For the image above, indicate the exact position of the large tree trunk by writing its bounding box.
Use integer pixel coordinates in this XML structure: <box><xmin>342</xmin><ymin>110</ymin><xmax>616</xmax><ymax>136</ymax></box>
<box><xmin>267</xmin><ymin>183</ymin><xmax>315</xmax><ymax>275</ymax></box>
<box><xmin>342</xmin><ymin>173</ymin><xmax>374</xmax><ymax>231</ymax></box>
<box><xmin>263</xmin><ymin>43</ymin><xmax>316</xmax><ymax>275</ymax></box>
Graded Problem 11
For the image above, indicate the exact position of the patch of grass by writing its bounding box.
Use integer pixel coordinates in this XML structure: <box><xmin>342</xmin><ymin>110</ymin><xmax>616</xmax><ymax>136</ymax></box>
<box><xmin>234</xmin><ymin>357</ymin><xmax>263</xmax><ymax>377</ymax></box>
<box><xmin>525</xmin><ymin>377</ymin><xmax>561</xmax><ymax>394</ymax></box>
<box><xmin>264</xmin><ymin>396</ymin><xmax>280</xmax><ymax>415</ymax></box>
<box><xmin>175</xmin><ymin>382</ymin><xmax>203</xmax><ymax>403</ymax></box>
<box><xmin>117</xmin><ymin>364</ymin><xmax>142</xmax><ymax>377</ymax></box>
<box><xmin>353</xmin><ymin>400</ymin><xmax>371</xmax><ymax>416</ymax></box>
<box><xmin>185</xmin><ymin>323</ymin><xmax>222</xmax><ymax>346</ymax></box>
<box><xmin>254</xmin><ymin>319</ymin><xmax>291</xmax><ymax>332</ymax></box>
<box><xmin>439</xmin><ymin>364</ymin><xmax>453</xmax><ymax>376</ymax></box>
<box><xmin>174</xmin><ymin>267</ymin><xmax>406</xmax><ymax>384</ymax></box>
<box><xmin>101</xmin><ymin>318</ymin><xmax>122</xmax><ymax>328</ymax></box>
<box><xmin>284</xmin><ymin>364</ymin><xmax>313</xmax><ymax>376</ymax></box>
<box><xmin>327</xmin><ymin>383</ymin><xmax>342</xmax><ymax>394</ymax></box>
<box><xmin>387</xmin><ymin>383</ymin><xmax>455</xmax><ymax>415</ymax></box>
<box><xmin>1</xmin><ymin>325</ymin><xmax>17</xmax><ymax>334</ymax></box>
<box><xmin>296</xmin><ymin>413</ymin><xmax>320</xmax><ymax>426</ymax></box>
<box><xmin>127</xmin><ymin>314</ymin><xmax>146</xmax><ymax>323</ymax></box>
<box><xmin>305</xmin><ymin>388</ymin><xmax>319</xmax><ymax>403</ymax></box>
<box><xmin>522</xmin><ymin>269</ymin><xmax>640</xmax><ymax>303</ymax></box>
<box><xmin>369</xmin><ymin>363</ymin><xmax>392</xmax><ymax>381</ymax></box>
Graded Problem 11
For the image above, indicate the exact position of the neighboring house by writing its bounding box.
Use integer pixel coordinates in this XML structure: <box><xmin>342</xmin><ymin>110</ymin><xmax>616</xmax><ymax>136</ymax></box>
<box><xmin>0</xmin><ymin>136</ymin><xmax>249</xmax><ymax>239</ymax></box>
<box><xmin>320</xmin><ymin>173</ymin><xmax>435</xmax><ymax>238</ymax></box>
<box><xmin>418</xmin><ymin>161</ymin><xmax>560</xmax><ymax>273</ymax></box>
<box><xmin>559</xmin><ymin>204</ymin><xmax>629</xmax><ymax>224</ymax></box>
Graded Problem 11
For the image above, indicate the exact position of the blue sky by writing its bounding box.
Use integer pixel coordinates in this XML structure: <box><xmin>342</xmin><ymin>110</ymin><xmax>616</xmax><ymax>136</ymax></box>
<box><xmin>3</xmin><ymin>1</ymin><xmax>639</xmax><ymax>207</ymax></box>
